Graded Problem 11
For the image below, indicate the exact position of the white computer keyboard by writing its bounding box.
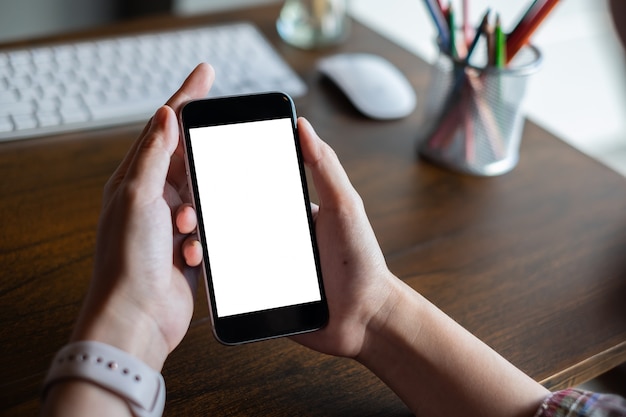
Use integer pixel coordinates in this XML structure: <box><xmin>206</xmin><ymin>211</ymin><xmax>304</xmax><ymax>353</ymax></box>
<box><xmin>0</xmin><ymin>22</ymin><xmax>307</xmax><ymax>142</ymax></box>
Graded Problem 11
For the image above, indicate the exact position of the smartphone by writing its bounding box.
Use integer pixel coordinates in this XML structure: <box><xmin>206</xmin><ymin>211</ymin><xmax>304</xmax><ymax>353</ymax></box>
<box><xmin>180</xmin><ymin>92</ymin><xmax>328</xmax><ymax>345</ymax></box>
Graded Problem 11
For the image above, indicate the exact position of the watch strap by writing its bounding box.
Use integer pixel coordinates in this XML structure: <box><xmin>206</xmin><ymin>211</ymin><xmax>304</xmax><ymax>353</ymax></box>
<box><xmin>43</xmin><ymin>341</ymin><xmax>165</xmax><ymax>417</ymax></box>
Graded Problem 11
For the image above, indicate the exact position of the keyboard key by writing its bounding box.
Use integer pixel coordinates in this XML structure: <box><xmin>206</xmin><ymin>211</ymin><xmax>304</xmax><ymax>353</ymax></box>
<box><xmin>1</xmin><ymin>100</ymin><xmax>35</xmax><ymax>116</ymax></box>
<box><xmin>36</xmin><ymin>111</ymin><xmax>61</xmax><ymax>127</ymax></box>
<box><xmin>60</xmin><ymin>107</ymin><xmax>90</xmax><ymax>124</ymax></box>
<box><xmin>88</xmin><ymin>98</ymin><xmax>157</xmax><ymax>121</ymax></box>
<box><xmin>12</xmin><ymin>114</ymin><xmax>38</xmax><ymax>130</ymax></box>
<box><xmin>0</xmin><ymin>89</ymin><xmax>19</xmax><ymax>105</ymax></box>
<box><xmin>0</xmin><ymin>116</ymin><xmax>13</xmax><ymax>132</ymax></box>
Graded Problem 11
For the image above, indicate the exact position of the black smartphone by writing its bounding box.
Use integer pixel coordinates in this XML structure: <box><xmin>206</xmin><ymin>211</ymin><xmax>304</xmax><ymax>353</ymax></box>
<box><xmin>180</xmin><ymin>92</ymin><xmax>328</xmax><ymax>345</ymax></box>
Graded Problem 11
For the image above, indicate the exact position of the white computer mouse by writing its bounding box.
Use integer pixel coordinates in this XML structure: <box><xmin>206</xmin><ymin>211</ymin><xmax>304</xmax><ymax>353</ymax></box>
<box><xmin>317</xmin><ymin>53</ymin><xmax>417</xmax><ymax>120</ymax></box>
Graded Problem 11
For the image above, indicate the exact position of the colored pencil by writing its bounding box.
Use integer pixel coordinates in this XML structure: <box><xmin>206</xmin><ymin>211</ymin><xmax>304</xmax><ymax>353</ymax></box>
<box><xmin>466</xmin><ymin>75</ymin><xmax>505</xmax><ymax>157</ymax></box>
<box><xmin>422</xmin><ymin>0</ymin><xmax>451</xmax><ymax>51</ymax></box>
<box><xmin>507</xmin><ymin>0</ymin><xmax>540</xmax><ymax>44</ymax></box>
<box><xmin>462</xmin><ymin>0</ymin><xmax>471</xmax><ymax>48</ymax></box>
<box><xmin>446</xmin><ymin>9</ymin><xmax>489</xmax><ymax>99</ymax></box>
<box><xmin>494</xmin><ymin>15</ymin><xmax>506</xmax><ymax>68</ymax></box>
<box><xmin>435</xmin><ymin>0</ymin><xmax>448</xmax><ymax>15</ymax></box>
<box><xmin>448</xmin><ymin>4</ymin><xmax>457</xmax><ymax>58</ymax></box>
<box><xmin>485</xmin><ymin>19</ymin><xmax>495</xmax><ymax>66</ymax></box>
<box><xmin>506</xmin><ymin>0</ymin><xmax>560</xmax><ymax>63</ymax></box>
<box><xmin>465</xmin><ymin>9</ymin><xmax>491</xmax><ymax>63</ymax></box>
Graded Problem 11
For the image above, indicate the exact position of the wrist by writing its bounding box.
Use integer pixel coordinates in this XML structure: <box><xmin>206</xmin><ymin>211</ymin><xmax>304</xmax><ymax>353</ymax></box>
<box><xmin>43</xmin><ymin>341</ymin><xmax>166</xmax><ymax>417</ymax></box>
<box><xmin>356</xmin><ymin>277</ymin><xmax>425</xmax><ymax>364</ymax></box>
<box><xmin>42</xmin><ymin>379</ymin><xmax>132</xmax><ymax>417</ymax></box>
<box><xmin>355</xmin><ymin>278</ymin><xmax>549</xmax><ymax>417</ymax></box>
<box><xmin>72</xmin><ymin>295</ymin><xmax>169</xmax><ymax>371</ymax></box>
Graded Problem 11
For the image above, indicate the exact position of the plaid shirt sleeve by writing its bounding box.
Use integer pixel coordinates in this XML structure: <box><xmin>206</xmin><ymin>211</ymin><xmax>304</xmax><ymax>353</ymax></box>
<box><xmin>534</xmin><ymin>389</ymin><xmax>626</xmax><ymax>417</ymax></box>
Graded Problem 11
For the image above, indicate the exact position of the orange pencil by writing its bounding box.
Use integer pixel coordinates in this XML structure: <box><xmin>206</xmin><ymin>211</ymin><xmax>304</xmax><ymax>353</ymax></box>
<box><xmin>506</xmin><ymin>0</ymin><xmax>560</xmax><ymax>63</ymax></box>
<box><xmin>508</xmin><ymin>0</ymin><xmax>540</xmax><ymax>40</ymax></box>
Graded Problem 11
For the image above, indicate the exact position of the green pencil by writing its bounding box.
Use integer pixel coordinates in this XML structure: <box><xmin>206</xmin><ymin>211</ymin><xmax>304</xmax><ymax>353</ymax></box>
<box><xmin>494</xmin><ymin>14</ymin><xmax>506</xmax><ymax>68</ymax></box>
<box><xmin>448</xmin><ymin>4</ymin><xmax>457</xmax><ymax>59</ymax></box>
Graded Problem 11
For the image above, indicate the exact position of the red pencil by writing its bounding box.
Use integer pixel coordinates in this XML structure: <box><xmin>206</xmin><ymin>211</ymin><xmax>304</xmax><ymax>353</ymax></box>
<box><xmin>462</xmin><ymin>0</ymin><xmax>471</xmax><ymax>48</ymax></box>
<box><xmin>436</xmin><ymin>0</ymin><xmax>449</xmax><ymax>18</ymax></box>
<box><xmin>506</xmin><ymin>0</ymin><xmax>560</xmax><ymax>63</ymax></box>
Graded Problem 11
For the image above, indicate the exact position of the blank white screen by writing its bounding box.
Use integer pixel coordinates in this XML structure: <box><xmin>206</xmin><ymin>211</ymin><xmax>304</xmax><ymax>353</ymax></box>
<box><xmin>189</xmin><ymin>118</ymin><xmax>321</xmax><ymax>317</ymax></box>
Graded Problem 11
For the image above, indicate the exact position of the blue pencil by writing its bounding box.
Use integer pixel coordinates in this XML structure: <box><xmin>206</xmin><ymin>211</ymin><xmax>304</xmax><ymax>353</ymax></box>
<box><xmin>423</xmin><ymin>0</ymin><xmax>451</xmax><ymax>51</ymax></box>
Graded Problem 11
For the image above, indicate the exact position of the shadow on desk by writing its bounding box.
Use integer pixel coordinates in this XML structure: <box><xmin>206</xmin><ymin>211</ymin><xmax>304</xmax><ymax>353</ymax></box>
<box><xmin>579</xmin><ymin>364</ymin><xmax>626</xmax><ymax>397</ymax></box>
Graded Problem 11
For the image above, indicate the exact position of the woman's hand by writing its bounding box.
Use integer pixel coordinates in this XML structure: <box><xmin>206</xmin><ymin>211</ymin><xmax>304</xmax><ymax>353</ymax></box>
<box><xmin>70</xmin><ymin>63</ymin><xmax>214</xmax><ymax>371</ymax></box>
<box><xmin>291</xmin><ymin>118</ymin><xmax>397</xmax><ymax>358</ymax></box>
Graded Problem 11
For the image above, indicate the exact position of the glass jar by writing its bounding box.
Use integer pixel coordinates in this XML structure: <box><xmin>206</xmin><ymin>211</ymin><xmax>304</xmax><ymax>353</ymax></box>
<box><xmin>276</xmin><ymin>0</ymin><xmax>350</xmax><ymax>49</ymax></box>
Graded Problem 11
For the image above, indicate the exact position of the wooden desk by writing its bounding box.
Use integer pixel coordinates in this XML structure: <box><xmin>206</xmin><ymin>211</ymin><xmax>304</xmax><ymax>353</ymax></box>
<box><xmin>1</xmin><ymin>4</ymin><xmax>625</xmax><ymax>416</ymax></box>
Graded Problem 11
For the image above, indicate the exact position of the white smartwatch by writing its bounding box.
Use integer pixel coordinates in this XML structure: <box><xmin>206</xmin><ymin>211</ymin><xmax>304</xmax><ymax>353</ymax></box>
<box><xmin>43</xmin><ymin>341</ymin><xmax>166</xmax><ymax>417</ymax></box>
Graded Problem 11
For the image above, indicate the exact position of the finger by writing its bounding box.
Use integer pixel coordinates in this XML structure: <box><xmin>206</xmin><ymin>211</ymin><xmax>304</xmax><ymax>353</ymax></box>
<box><xmin>182</xmin><ymin>236</ymin><xmax>203</xmax><ymax>267</ymax></box>
<box><xmin>124</xmin><ymin>106</ymin><xmax>179</xmax><ymax>202</ymax></box>
<box><xmin>175</xmin><ymin>204</ymin><xmax>197</xmax><ymax>235</ymax></box>
<box><xmin>107</xmin><ymin>64</ymin><xmax>214</xmax><ymax>194</ymax></box>
<box><xmin>298</xmin><ymin>117</ymin><xmax>360</xmax><ymax>210</ymax></box>
<box><xmin>166</xmin><ymin>63</ymin><xmax>215</xmax><ymax>114</ymax></box>
<box><xmin>169</xmin><ymin>63</ymin><xmax>214</xmax><ymax>160</ymax></box>
<box><xmin>104</xmin><ymin>115</ymin><xmax>157</xmax><ymax>200</ymax></box>
<box><xmin>167</xmin><ymin>64</ymin><xmax>216</xmax><ymax>205</ymax></box>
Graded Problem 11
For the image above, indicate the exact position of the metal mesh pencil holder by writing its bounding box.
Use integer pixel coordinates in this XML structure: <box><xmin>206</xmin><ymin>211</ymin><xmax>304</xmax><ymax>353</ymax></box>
<box><xmin>419</xmin><ymin>45</ymin><xmax>542</xmax><ymax>176</ymax></box>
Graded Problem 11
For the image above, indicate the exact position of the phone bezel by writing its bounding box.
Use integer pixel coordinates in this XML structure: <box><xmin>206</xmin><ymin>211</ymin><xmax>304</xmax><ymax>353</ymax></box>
<box><xmin>180</xmin><ymin>92</ymin><xmax>328</xmax><ymax>345</ymax></box>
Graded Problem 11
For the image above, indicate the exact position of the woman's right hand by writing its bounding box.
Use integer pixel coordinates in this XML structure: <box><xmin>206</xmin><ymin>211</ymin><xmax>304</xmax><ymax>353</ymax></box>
<box><xmin>291</xmin><ymin>117</ymin><xmax>398</xmax><ymax>358</ymax></box>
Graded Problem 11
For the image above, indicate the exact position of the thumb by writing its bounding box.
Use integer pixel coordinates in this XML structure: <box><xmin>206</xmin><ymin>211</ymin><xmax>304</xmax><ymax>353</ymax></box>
<box><xmin>298</xmin><ymin>117</ymin><xmax>361</xmax><ymax>210</ymax></box>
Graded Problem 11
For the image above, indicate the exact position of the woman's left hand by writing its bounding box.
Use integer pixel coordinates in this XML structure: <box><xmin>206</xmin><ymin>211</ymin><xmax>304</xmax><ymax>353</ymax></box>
<box><xmin>71</xmin><ymin>63</ymin><xmax>214</xmax><ymax>370</ymax></box>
